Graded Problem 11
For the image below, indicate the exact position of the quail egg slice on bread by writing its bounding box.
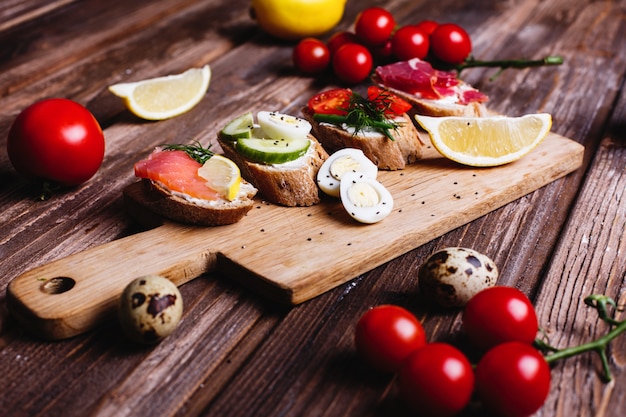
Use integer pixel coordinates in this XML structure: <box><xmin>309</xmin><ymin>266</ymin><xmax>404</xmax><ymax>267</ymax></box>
<box><xmin>340</xmin><ymin>171</ymin><xmax>393</xmax><ymax>224</ymax></box>
<box><xmin>317</xmin><ymin>148</ymin><xmax>378</xmax><ymax>197</ymax></box>
<box><xmin>257</xmin><ymin>111</ymin><xmax>312</xmax><ymax>141</ymax></box>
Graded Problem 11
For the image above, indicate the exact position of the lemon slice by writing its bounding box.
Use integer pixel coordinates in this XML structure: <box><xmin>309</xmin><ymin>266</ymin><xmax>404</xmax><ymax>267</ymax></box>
<box><xmin>415</xmin><ymin>113</ymin><xmax>552</xmax><ymax>167</ymax></box>
<box><xmin>108</xmin><ymin>65</ymin><xmax>211</xmax><ymax>120</ymax></box>
<box><xmin>197</xmin><ymin>155</ymin><xmax>241</xmax><ymax>201</ymax></box>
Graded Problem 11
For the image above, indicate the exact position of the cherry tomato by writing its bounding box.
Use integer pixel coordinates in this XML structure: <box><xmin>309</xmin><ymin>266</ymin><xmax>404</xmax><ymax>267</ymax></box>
<box><xmin>7</xmin><ymin>98</ymin><xmax>105</xmax><ymax>186</ymax></box>
<box><xmin>326</xmin><ymin>31</ymin><xmax>358</xmax><ymax>57</ymax></box>
<box><xmin>475</xmin><ymin>342</ymin><xmax>551</xmax><ymax>417</ymax></box>
<box><xmin>354</xmin><ymin>305</ymin><xmax>427</xmax><ymax>373</ymax></box>
<box><xmin>415</xmin><ymin>19</ymin><xmax>439</xmax><ymax>35</ymax></box>
<box><xmin>367</xmin><ymin>86</ymin><xmax>412</xmax><ymax>116</ymax></box>
<box><xmin>293</xmin><ymin>38</ymin><xmax>330</xmax><ymax>74</ymax></box>
<box><xmin>332</xmin><ymin>43</ymin><xmax>373</xmax><ymax>84</ymax></box>
<box><xmin>430</xmin><ymin>23</ymin><xmax>472</xmax><ymax>64</ymax></box>
<box><xmin>391</xmin><ymin>25</ymin><xmax>430</xmax><ymax>61</ymax></box>
<box><xmin>397</xmin><ymin>343</ymin><xmax>474</xmax><ymax>417</ymax></box>
<box><xmin>307</xmin><ymin>88</ymin><xmax>352</xmax><ymax>115</ymax></box>
<box><xmin>463</xmin><ymin>286</ymin><xmax>539</xmax><ymax>351</ymax></box>
<box><xmin>354</xmin><ymin>7</ymin><xmax>395</xmax><ymax>46</ymax></box>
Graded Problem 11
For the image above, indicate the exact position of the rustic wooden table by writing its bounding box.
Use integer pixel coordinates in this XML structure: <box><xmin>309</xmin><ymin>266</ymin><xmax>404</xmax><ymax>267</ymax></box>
<box><xmin>1</xmin><ymin>0</ymin><xmax>625</xmax><ymax>416</ymax></box>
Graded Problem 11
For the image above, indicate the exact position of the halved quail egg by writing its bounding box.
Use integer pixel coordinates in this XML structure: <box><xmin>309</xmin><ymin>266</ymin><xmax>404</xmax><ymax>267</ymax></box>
<box><xmin>340</xmin><ymin>171</ymin><xmax>393</xmax><ymax>224</ymax></box>
<box><xmin>317</xmin><ymin>148</ymin><xmax>378</xmax><ymax>197</ymax></box>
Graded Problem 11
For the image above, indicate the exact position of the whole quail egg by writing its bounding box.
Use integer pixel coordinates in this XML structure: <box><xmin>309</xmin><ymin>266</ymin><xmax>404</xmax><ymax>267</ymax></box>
<box><xmin>118</xmin><ymin>275</ymin><xmax>183</xmax><ymax>344</ymax></box>
<box><xmin>418</xmin><ymin>247</ymin><xmax>498</xmax><ymax>308</ymax></box>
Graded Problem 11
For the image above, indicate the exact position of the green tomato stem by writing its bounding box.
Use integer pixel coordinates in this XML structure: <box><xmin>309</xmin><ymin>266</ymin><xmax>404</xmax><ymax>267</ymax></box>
<box><xmin>455</xmin><ymin>55</ymin><xmax>564</xmax><ymax>78</ymax></box>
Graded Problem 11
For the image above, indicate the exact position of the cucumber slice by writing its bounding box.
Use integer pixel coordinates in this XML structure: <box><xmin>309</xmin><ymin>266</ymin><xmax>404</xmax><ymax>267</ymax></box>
<box><xmin>236</xmin><ymin>137</ymin><xmax>311</xmax><ymax>164</ymax></box>
<box><xmin>219</xmin><ymin>112</ymin><xmax>254</xmax><ymax>140</ymax></box>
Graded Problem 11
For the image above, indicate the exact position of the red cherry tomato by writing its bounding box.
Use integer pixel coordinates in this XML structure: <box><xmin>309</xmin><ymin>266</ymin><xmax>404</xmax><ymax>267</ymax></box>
<box><xmin>354</xmin><ymin>305</ymin><xmax>427</xmax><ymax>373</ymax></box>
<box><xmin>367</xmin><ymin>86</ymin><xmax>412</xmax><ymax>116</ymax></box>
<box><xmin>415</xmin><ymin>19</ymin><xmax>439</xmax><ymax>35</ymax></box>
<box><xmin>332</xmin><ymin>43</ymin><xmax>373</xmax><ymax>84</ymax></box>
<box><xmin>326</xmin><ymin>31</ymin><xmax>359</xmax><ymax>57</ymax></box>
<box><xmin>7</xmin><ymin>98</ymin><xmax>105</xmax><ymax>186</ymax></box>
<box><xmin>463</xmin><ymin>286</ymin><xmax>539</xmax><ymax>351</ymax></box>
<box><xmin>307</xmin><ymin>88</ymin><xmax>352</xmax><ymax>115</ymax></box>
<box><xmin>354</xmin><ymin>7</ymin><xmax>396</xmax><ymax>46</ymax></box>
<box><xmin>391</xmin><ymin>25</ymin><xmax>430</xmax><ymax>61</ymax></box>
<box><xmin>475</xmin><ymin>342</ymin><xmax>551</xmax><ymax>417</ymax></box>
<box><xmin>430</xmin><ymin>23</ymin><xmax>472</xmax><ymax>64</ymax></box>
<box><xmin>293</xmin><ymin>38</ymin><xmax>330</xmax><ymax>74</ymax></box>
<box><xmin>397</xmin><ymin>343</ymin><xmax>474</xmax><ymax>417</ymax></box>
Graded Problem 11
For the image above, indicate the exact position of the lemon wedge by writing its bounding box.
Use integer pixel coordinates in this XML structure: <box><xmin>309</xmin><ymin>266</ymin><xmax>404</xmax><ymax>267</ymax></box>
<box><xmin>197</xmin><ymin>155</ymin><xmax>241</xmax><ymax>201</ymax></box>
<box><xmin>415</xmin><ymin>113</ymin><xmax>552</xmax><ymax>167</ymax></box>
<box><xmin>108</xmin><ymin>65</ymin><xmax>211</xmax><ymax>120</ymax></box>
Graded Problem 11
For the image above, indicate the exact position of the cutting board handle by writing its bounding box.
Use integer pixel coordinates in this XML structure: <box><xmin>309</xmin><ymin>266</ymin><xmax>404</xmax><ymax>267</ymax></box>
<box><xmin>6</xmin><ymin>223</ymin><xmax>216</xmax><ymax>340</ymax></box>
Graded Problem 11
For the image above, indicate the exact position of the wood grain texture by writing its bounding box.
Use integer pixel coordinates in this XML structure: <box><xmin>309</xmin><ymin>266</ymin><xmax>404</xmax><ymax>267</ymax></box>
<box><xmin>0</xmin><ymin>0</ymin><xmax>625</xmax><ymax>416</ymax></box>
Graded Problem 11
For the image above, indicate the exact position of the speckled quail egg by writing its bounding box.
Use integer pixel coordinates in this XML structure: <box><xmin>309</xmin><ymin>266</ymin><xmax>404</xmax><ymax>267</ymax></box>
<box><xmin>118</xmin><ymin>275</ymin><xmax>183</xmax><ymax>344</ymax></box>
<box><xmin>317</xmin><ymin>148</ymin><xmax>378</xmax><ymax>197</ymax></box>
<box><xmin>340</xmin><ymin>171</ymin><xmax>393</xmax><ymax>224</ymax></box>
<box><xmin>418</xmin><ymin>247</ymin><xmax>498</xmax><ymax>308</ymax></box>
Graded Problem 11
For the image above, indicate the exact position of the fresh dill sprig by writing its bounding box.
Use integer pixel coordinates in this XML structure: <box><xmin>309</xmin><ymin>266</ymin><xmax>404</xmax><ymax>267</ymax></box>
<box><xmin>161</xmin><ymin>141</ymin><xmax>214</xmax><ymax>164</ymax></box>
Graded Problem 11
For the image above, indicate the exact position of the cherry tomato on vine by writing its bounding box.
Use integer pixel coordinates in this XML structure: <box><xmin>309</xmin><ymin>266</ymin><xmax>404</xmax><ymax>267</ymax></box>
<box><xmin>354</xmin><ymin>305</ymin><xmax>427</xmax><ymax>373</ymax></box>
<box><xmin>292</xmin><ymin>38</ymin><xmax>330</xmax><ymax>74</ymax></box>
<box><xmin>415</xmin><ymin>19</ymin><xmax>439</xmax><ymax>36</ymax></box>
<box><xmin>463</xmin><ymin>286</ymin><xmax>539</xmax><ymax>351</ymax></box>
<box><xmin>307</xmin><ymin>88</ymin><xmax>351</xmax><ymax>115</ymax></box>
<box><xmin>397</xmin><ymin>343</ymin><xmax>474</xmax><ymax>417</ymax></box>
<box><xmin>475</xmin><ymin>342</ymin><xmax>551</xmax><ymax>417</ymax></box>
<box><xmin>354</xmin><ymin>7</ymin><xmax>396</xmax><ymax>46</ymax></box>
<box><xmin>332</xmin><ymin>43</ymin><xmax>373</xmax><ymax>84</ymax></box>
<box><xmin>326</xmin><ymin>31</ymin><xmax>358</xmax><ymax>57</ymax></box>
<box><xmin>7</xmin><ymin>98</ymin><xmax>105</xmax><ymax>186</ymax></box>
<box><xmin>430</xmin><ymin>23</ymin><xmax>472</xmax><ymax>64</ymax></box>
<box><xmin>391</xmin><ymin>25</ymin><xmax>430</xmax><ymax>61</ymax></box>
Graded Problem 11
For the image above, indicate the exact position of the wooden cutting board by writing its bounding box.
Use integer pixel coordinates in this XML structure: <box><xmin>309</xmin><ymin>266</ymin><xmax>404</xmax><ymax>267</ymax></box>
<box><xmin>7</xmin><ymin>131</ymin><xmax>584</xmax><ymax>340</ymax></box>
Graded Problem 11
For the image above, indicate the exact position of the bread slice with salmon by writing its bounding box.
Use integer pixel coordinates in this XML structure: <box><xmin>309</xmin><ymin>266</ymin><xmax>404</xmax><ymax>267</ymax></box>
<box><xmin>300</xmin><ymin>87</ymin><xmax>425</xmax><ymax>170</ymax></box>
<box><xmin>217</xmin><ymin>111</ymin><xmax>329</xmax><ymax>207</ymax></box>
<box><xmin>124</xmin><ymin>146</ymin><xmax>258</xmax><ymax>226</ymax></box>
<box><xmin>372</xmin><ymin>58</ymin><xmax>489</xmax><ymax>117</ymax></box>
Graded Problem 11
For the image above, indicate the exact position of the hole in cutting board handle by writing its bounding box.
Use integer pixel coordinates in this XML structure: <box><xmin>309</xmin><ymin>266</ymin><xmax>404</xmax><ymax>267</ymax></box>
<box><xmin>40</xmin><ymin>277</ymin><xmax>76</xmax><ymax>294</ymax></box>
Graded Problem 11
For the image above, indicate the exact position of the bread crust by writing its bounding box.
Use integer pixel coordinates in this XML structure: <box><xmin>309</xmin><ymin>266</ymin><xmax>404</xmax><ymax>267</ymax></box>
<box><xmin>123</xmin><ymin>179</ymin><xmax>257</xmax><ymax>226</ymax></box>
<box><xmin>371</xmin><ymin>74</ymin><xmax>488</xmax><ymax>118</ymax></box>
<box><xmin>301</xmin><ymin>107</ymin><xmax>424</xmax><ymax>170</ymax></box>
<box><xmin>218</xmin><ymin>134</ymin><xmax>329</xmax><ymax>207</ymax></box>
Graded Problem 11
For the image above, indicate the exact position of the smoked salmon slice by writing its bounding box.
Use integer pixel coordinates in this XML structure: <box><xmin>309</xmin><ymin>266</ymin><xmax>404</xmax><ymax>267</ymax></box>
<box><xmin>134</xmin><ymin>149</ymin><xmax>220</xmax><ymax>200</ymax></box>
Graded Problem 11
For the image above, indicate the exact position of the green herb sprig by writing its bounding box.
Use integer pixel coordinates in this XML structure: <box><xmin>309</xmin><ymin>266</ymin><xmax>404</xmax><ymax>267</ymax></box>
<box><xmin>162</xmin><ymin>142</ymin><xmax>214</xmax><ymax>164</ymax></box>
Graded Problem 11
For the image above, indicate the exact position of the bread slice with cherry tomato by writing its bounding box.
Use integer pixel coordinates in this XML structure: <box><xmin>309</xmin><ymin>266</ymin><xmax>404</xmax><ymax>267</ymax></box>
<box><xmin>217</xmin><ymin>111</ymin><xmax>329</xmax><ymax>207</ymax></box>
<box><xmin>372</xmin><ymin>58</ymin><xmax>489</xmax><ymax>118</ymax></box>
<box><xmin>301</xmin><ymin>87</ymin><xmax>424</xmax><ymax>170</ymax></box>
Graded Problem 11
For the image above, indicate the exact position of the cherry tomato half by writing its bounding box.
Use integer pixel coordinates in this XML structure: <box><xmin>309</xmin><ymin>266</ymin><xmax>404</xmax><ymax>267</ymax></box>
<box><xmin>307</xmin><ymin>88</ymin><xmax>352</xmax><ymax>115</ymax></box>
<box><xmin>397</xmin><ymin>343</ymin><xmax>474</xmax><ymax>417</ymax></box>
<box><xmin>326</xmin><ymin>31</ymin><xmax>359</xmax><ymax>57</ymax></box>
<box><xmin>391</xmin><ymin>25</ymin><xmax>430</xmax><ymax>61</ymax></box>
<box><xmin>354</xmin><ymin>7</ymin><xmax>396</xmax><ymax>46</ymax></box>
<box><xmin>430</xmin><ymin>23</ymin><xmax>472</xmax><ymax>64</ymax></box>
<box><xmin>355</xmin><ymin>305</ymin><xmax>427</xmax><ymax>373</ymax></box>
<box><xmin>293</xmin><ymin>38</ymin><xmax>330</xmax><ymax>75</ymax></box>
<box><xmin>7</xmin><ymin>98</ymin><xmax>105</xmax><ymax>186</ymax></box>
<box><xmin>367</xmin><ymin>86</ymin><xmax>412</xmax><ymax>116</ymax></box>
<box><xmin>463</xmin><ymin>286</ymin><xmax>539</xmax><ymax>351</ymax></box>
<box><xmin>332</xmin><ymin>43</ymin><xmax>373</xmax><ymax>84</ymax></box>
<box><xmin>475</xmin><ymin>342</ymin><xmax>551</xmax><ymax>417</ymax></box>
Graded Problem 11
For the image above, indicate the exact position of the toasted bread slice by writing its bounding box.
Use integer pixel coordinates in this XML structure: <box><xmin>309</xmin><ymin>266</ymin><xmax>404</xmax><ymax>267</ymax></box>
<box><xmin>123</xmin><ymin>179</ymin><xmax>257</xmax><ymax>226</ymax></box>
<box><xmin>218</xmin><ymin>134</ymin><xmax>329</xmax><ymax>207</ymax></box>
<box><xmin>371</xmin><ymin>73</ymin><xmax>488</xmax><ymax>118</ymax></box>
<box><xmin>301</xmin><ymin>107</ymin><xmax>424</xmax><ymax>170</ymax></box>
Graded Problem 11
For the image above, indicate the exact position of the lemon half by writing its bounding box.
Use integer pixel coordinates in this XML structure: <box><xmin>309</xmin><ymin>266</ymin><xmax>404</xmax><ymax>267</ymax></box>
<box><xmin>415</xmin><ymin>113</ymin><xmax>552</xmax><ymax>167</ymax></box>
<box><xmin>109</xmin><ymin>65</ymin><xmax>211</xmax><ymax>120</ymax></box>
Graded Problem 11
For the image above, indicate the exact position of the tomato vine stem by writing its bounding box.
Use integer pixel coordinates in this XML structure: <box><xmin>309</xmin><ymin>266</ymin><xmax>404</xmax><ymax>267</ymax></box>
<box><xmin>453</xmin><ymin>55</ymin><xmax>563</xmax><ymax>79</ymax></box>
<box><xmin>536</xmin><ymin>294</ymin><xmax>625</xmax><ymax>382</ymax></box>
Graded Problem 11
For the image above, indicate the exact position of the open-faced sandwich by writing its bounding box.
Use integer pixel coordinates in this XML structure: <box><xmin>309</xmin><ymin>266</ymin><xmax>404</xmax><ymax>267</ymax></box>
<box><xmin>372</xmin><ymin>58</ymin><xmax>489</xmax><ymax>117</ymax></box>
<box><xmin>124</xmin><ymin>144</ymin><xmax>258</xmax><ymax>226</ymax></box>
<box><xmin>217</xmin><ymin>111</ymin><xmax>328</xmax><ymax>207</ymax></box>
<box><xmin>301</xmin><ymin>86</ymin><xmax>424</xmax><ymax>170</ymax></box>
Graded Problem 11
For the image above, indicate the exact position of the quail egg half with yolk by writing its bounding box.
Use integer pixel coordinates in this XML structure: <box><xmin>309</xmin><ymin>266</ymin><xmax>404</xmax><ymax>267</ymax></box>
<box><xmin>340</xmin><ymin>171</ymin><xmax>393</xmax><ymax>224</ymax></box>
<box><xmin>317</xmin><ymin>148</ymin><xmax>378</xmax><ymax>197</ymax></box>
